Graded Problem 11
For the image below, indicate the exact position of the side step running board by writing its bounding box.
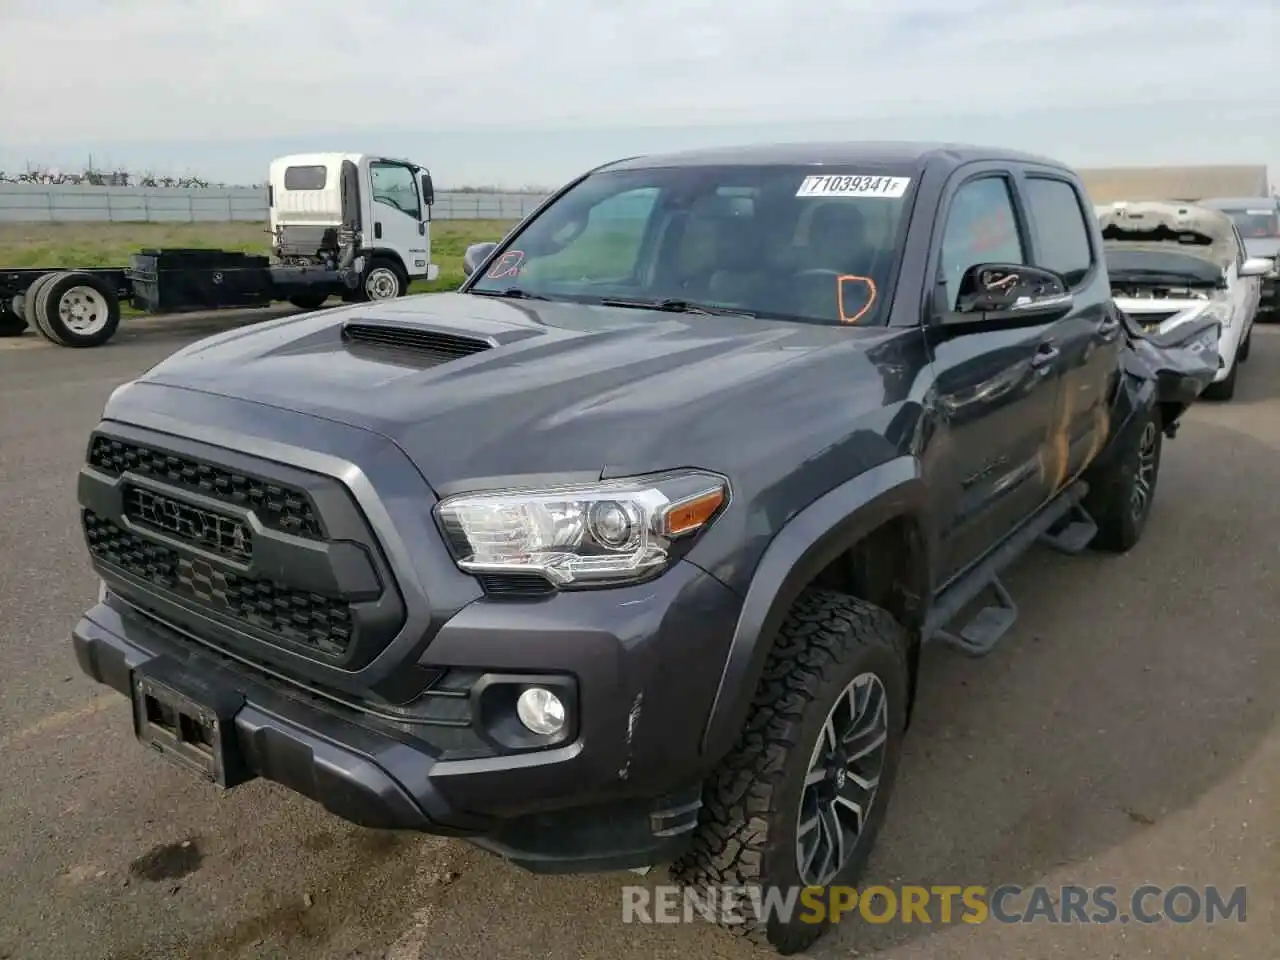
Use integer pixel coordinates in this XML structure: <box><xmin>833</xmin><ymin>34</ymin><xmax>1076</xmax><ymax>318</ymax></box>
<box><xmin>1037</xmin><ymin>501</ymin><xmax>1099</xmax><ymax>555</ymax></box>
<box><xmin>925</xmin><ymin>481</ymin><xmax>1091</xmax><ymax>658</ymax></box>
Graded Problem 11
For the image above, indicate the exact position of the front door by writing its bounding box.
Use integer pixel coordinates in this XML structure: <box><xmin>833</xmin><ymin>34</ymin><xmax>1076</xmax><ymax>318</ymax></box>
<box><xmin>366</xmin><ymin>159</ymin><xmax>429</xmax><ymax>279</ymax></box>
<box><xmin>927</xmin><ymin>171</ymin><xmax>1064</xmax><ymax>585</ymax></box>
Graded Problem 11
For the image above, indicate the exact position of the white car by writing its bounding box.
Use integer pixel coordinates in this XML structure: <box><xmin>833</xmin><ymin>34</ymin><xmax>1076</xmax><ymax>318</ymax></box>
<box><xmin>1097</xmin><ymin>200</ymin><xmax>1274</xmax><ymax>400</ymax></box>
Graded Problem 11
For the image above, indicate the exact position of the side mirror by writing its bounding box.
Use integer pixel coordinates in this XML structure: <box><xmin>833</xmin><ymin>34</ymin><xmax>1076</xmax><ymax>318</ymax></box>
<box><xmin>1240</xmin><ymin>256</ymin><xmax>1274</xmax><ymax>278</ymax></box>
<box><xmin>420</xmin><ymin>172</ymin><xmax>435</xmax><ymax>207</ymax></box>
<box><xmin>950</xmin><ymin>263</ymin><xmax>1073</xmax><ymax>321</ymax></box>
<box><xmin>462</xmin><ymin>241</ymin><xmax>499</xmax><ymax>278</ymax></box>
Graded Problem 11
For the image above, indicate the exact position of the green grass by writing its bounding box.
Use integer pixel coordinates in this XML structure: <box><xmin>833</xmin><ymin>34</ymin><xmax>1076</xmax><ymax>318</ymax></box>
<box><xmin>0</xmin><ymin>219</ymin><xmax>517</xmax><ymax>295</ymax></box>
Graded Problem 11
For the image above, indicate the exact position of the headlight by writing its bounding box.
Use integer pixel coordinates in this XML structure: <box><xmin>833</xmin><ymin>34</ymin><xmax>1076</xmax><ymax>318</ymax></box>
<box><xmin>436</xmin><ymin>469</ymin><xmax>729</xmax><ymax>587</ymax></box>
<box><xmin>1168</xmin><ymin>300</ymin><xmax>1229</xmax><ymax>329</ymax></box>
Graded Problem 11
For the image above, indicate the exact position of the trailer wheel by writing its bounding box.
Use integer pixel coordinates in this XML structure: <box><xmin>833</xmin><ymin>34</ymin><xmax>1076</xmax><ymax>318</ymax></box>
<box><xmin>35</xmin><ymin>271</ymin><xmax>121</xmax><ymax>347</ymax></box>
<box><xmin>22</xmin><ymin>272</ymin><xmax>60</xmax><ymax>336</ymax></box>
<box><xmin>288</xmin><ymin>292</ymin><xmax>330</xmax><ymax>311</ymax></box>
<box><xmin>360</xmin><ymin>257</ymin><xmax>408</xmax><ymax>301</ymax></box>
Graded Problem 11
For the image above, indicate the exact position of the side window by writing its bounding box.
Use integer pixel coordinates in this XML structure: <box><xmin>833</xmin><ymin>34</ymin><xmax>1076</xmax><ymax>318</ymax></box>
<box><xmin>939</xmin><ymin>177</ymin><xmax>1025</xmax><ymax>310</ymax></box>
<box><xmin>1024</xmin><ymin>177</ymin><xmax>1095</xmax><ymax>286</ymax></box>
<box><xmin>369</xmin><ymin>162</ymin><xmax>420</xmax><ymax>217</ymax></box>
<box><xmin>520</xmin><ymin>187</ymin><xmax>660</xmax><ymax>283</ymax></box>
<box><xmin>283</xmin><ymin>165</ymin><xmax>326</xmax><ymax>190</ymax></box>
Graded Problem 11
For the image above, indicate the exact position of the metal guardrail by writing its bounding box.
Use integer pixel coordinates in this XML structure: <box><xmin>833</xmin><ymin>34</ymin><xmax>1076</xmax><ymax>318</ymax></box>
<box><xmin>0</xmin><ymin>184</ymin><xmax>551</xmax><ymax>223</ymax></box>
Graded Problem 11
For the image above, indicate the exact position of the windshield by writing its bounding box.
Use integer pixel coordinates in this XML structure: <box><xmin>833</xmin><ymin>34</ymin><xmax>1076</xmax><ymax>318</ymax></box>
<box><xmin>466</xmin><ymin>163</ymin><xmax>916</xmax><ymax>326</ymax></box>
<box><xmin>1219</xmin><ymin>206</ymin><xmax>1279</xmax><ymax>239</ymax></box>
<box><xmin>1104</xmin><ymin>246</ymin><xmax>1223</xmax><ymax>286</ymax></box>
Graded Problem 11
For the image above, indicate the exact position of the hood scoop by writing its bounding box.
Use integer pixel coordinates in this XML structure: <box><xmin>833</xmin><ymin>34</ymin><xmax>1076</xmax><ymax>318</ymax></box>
<box><xmin>340</xmin><ymin>319</ymin><xmax>495</xmax><ymax>365</ymax></box>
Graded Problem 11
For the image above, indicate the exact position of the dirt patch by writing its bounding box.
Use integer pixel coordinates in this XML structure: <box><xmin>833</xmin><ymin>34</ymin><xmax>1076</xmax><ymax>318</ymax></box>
<box><xmin>128</xmin><ymin>837</ymin><xmax>203</xmax><ymax>882</ymax></box>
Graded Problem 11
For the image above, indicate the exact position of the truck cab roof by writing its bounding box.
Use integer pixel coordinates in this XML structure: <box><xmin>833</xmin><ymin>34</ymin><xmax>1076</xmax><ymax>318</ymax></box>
<box><xmin>598</xmin><ymin>141</ymin><xmax>1074</xmax><ymax>175</ymax></box>
<box><xmin>269</xmin><ymin>153</ymin><xmax>426</xmax><ymax>173</ymax></box>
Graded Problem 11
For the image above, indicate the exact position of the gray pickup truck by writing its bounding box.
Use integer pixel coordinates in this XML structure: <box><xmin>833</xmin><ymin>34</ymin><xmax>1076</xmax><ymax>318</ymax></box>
<box><xmin>72</xmin><ymin>141</ymin><xmax>1218</xmax><ymax>953</ymax></box>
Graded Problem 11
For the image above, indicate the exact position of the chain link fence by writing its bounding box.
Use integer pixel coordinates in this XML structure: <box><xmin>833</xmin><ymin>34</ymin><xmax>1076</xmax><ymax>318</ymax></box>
<box><xmin>0</xmin><ymin>184</ymin><xmax>550</xmax><ymax>223</ymax></box>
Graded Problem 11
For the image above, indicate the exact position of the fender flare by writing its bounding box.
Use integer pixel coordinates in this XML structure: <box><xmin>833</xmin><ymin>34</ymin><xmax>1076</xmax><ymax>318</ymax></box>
<box><xmin>698</xmin><ymin>456</ymin><xmax>931</xmax><ymax>760</ymax></box>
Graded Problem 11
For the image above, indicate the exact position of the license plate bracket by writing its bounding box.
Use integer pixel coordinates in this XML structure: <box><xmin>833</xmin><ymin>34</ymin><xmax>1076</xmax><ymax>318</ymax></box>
<box><xmin>131</xmin><ymin>657</ymin><xmax>251</xmax><ymax>788</ymax></box>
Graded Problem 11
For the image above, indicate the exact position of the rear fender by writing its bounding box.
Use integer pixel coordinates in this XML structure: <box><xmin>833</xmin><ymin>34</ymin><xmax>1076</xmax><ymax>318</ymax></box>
<box><xmin>1088</xmin><ymin>369</ymin><xmax>1160</xmax><ymax>478</ymax></box>
<box><xmin>698</xmin><ymin>456</ymin><xmax>931</xmax><ymax>762</ymax></box>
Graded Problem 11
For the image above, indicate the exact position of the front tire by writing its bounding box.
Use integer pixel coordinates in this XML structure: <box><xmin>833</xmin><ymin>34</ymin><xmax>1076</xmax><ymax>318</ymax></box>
<box><xmin>672</xmin><ymin>590</ymin><xmax>910</xmax><ymax>955</ymax></box>
<box><xmin>1201</xmin><ymin>357</ymin><xmax>1238</xmax><ymax>400</ymax></box>
<box><xmin>359</xmin><ymin>257</ymin><xmax>408</xmax><ymax>302</ymax></box>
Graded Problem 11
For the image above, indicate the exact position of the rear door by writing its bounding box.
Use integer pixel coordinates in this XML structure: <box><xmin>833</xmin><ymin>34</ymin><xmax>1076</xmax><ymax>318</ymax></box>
<box><xmin>926</xmin><ymin>166</ymin><xmax>1065</xmax><ymax>584</ymax></box>
<box><xmin>1015</xmin><ymin>169</ymin><xmax>1120</xmax><ymax>491</ymax></box>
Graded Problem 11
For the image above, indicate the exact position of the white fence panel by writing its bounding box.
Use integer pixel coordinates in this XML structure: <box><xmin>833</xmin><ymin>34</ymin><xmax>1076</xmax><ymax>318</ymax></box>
<box><xmin>0</xmin><ymin>184</ymin><xmax>551</xmax><ymax>223</ymax></box>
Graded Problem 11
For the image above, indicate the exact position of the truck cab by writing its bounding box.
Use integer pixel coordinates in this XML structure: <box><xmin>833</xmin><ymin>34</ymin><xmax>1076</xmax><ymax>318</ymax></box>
<box><xmin>268</xmin><ymin>153</ymin><xmax>439</xmax><ymax>302</ymax></box>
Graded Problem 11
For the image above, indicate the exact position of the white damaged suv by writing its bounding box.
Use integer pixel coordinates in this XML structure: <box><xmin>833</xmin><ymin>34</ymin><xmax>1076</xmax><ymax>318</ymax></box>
<box><xmin>1097</xmin><ymin>200</ymin><xmax>1274</xmax><ymax>400</ymax></box>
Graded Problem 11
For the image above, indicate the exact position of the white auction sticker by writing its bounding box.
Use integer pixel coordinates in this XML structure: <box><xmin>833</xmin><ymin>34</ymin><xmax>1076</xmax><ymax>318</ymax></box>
<box><xmin>796</xmin><ymin>174</ymin><xmax>911</xmax><ymax>198</ymax></box>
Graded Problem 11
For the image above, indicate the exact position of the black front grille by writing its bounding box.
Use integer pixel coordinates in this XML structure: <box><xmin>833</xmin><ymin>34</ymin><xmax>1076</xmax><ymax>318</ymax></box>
<box><xmin>88</xmin><ymin>435</ymin><xmax>321</xmax><ymax>539</ymax></box>
<box><xmin>123</xmin><ymin>485</ymin><xmax>253</xmax><ymax>563</ymax></box>
<box><xmin>85</xmin><ymin>511</ymin><xmax>353</xmax><ymax>657</ymax></box>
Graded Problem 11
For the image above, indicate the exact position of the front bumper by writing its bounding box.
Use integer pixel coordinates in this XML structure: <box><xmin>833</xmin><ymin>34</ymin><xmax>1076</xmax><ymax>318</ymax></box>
<box><xmin>1118</xmin><ymin>299</ymin><xmax>1236</xmax><ymax>382</ymax></box>
<box><xmin>74</xmin><ymin>564</ymin><xmax>737</xmax><ymax>871</ymax></box>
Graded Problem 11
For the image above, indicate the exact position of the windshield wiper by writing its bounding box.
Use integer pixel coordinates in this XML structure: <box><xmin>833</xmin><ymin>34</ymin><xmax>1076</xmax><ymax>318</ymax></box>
<box><xmin>598</xmin><ymin>297</ymin><xmax>757</xmax><ymax>318</ymax></box>
<box><xmin>471</xmin><ymin>287</ymin><xmax>553</xmax><ymax>301</ymax></box>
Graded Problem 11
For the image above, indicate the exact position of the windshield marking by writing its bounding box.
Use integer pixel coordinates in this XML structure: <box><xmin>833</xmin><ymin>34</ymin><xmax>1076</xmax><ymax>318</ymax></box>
<box><xmin>796</xmin><ymin>175</ymin><xmax>911</xmax><ymax>198</ymax></box>
<box><xmin>837</xmin><ymin>275</ymin><xmax>878</xmax><ymax>324</ymax></box>
<box><xmin>486</xmin><ymin>250</ymin><xmax>525</xmax><ymax>280</ymax></box>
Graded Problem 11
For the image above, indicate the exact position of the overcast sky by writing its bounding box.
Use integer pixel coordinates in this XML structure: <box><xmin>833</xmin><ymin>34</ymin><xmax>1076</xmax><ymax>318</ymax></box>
<box><xmin>1</xmin><ymin>0</ymin><xmax>1277</xmax><ymax>189</ymax></box>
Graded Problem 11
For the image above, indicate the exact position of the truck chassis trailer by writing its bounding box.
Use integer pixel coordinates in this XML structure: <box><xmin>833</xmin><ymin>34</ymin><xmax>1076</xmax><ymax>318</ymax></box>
<box><xmin>0</xmin><ymin>151</ymin><xmax>441</xmax><ymax>348</ymax></box>
<box><xmin>0</xmin><ymin>249</ymin><xmax>382</xmax><ymax>348</ymax></box>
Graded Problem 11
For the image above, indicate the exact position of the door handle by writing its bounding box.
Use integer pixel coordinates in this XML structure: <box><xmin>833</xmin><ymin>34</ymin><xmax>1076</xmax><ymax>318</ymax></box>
<box><xmin>1030</xmin><ymin>344</ymin><xmax>1060</xmax><ymax>369</ymax></box>
<box><xmin>1099</xmin><ymin>315</ymin><xmax>1121</xmax><ymax>340</ymax></box>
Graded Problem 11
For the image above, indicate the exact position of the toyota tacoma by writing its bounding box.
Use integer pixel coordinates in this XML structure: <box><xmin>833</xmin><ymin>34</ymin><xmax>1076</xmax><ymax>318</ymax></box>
<box><xmin>73</xmin><ymin>143</ymin><xmax>1217</xmax><ymax>954</ymax></box>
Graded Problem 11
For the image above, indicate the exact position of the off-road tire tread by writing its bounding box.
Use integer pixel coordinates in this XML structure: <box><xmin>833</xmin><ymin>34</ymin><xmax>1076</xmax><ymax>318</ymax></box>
<box><xmin>670</xmin><ymin>589</ymin><xmax>906</xmax><ymax>953</ymax></box>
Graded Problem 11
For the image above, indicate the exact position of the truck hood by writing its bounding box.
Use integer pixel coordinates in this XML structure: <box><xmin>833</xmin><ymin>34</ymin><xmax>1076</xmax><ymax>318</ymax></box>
<box><xmin>130</xmin><ymin>292</ymin><xmax>896</xmax><ymax>491</ymax></box>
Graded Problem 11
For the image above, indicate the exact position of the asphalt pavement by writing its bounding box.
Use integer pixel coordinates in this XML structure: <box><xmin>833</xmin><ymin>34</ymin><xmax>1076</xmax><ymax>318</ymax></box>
<box><xmin>0</xmin><ymin>312</ymin><xmax>1276</xmax><ymax>959</ymax></box>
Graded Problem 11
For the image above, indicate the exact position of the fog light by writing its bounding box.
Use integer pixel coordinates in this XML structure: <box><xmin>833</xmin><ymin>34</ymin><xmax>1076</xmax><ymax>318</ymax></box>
<box><xmin>516</xmin><ymin>687</ymin><xmax>566</xmax><ymax>736</ymax></box>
